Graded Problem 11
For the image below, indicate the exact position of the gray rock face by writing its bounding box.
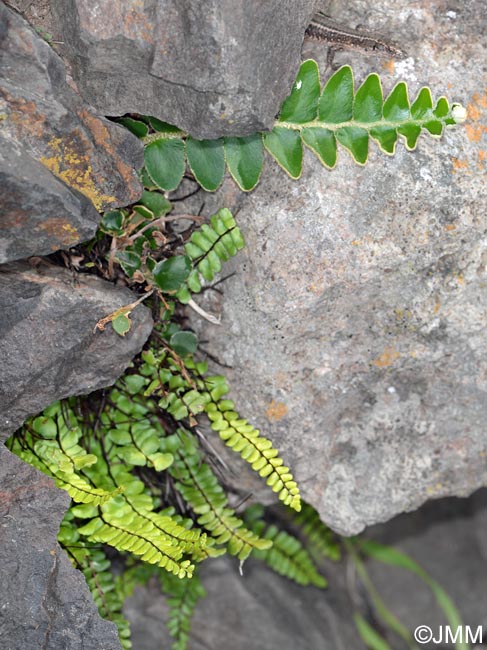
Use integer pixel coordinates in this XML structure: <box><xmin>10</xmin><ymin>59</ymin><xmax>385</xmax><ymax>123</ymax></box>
<box><xmin>0</xmin><ymin>139</ymin><xmax>100</xmax><ymax>264</ymax></box>
<box><xmin>0</xmin><ymin>262</ymin><xmax>153</xmax><ymax>438</ymax></box>
<box><xmin>0</xmin><ymin>4</ymin><xmax>143</xmax><ymax>263</ymax></box>
<box><xmin>189</xmin><ymin>0</ymin><xmax>487</xmax><ymax>534</ymax></box>
<box><xmin>47</xmin><ymin>0</ymin><xmax>316</xmax><ymax>139</ymax></box>
<box><xmin>124</xmin><ymin>556</ymin><xmax>364</xmax><ymax>650</ymax></box>
<box><xmin>366</xmin><ymin>490</ymin><xmax>487</xmax><ymax>639</ymax></box>
<box><xmin>0</xmin><ymin>445</ymin><xmax>122</xmax><ymax>650</ymax></box>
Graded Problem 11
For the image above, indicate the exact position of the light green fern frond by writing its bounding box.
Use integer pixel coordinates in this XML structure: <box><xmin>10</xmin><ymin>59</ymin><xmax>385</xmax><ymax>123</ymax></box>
<box><xmin>167</xmin><ymin>430</ymin><xmax>272</xmax><ymax>561</ymax></box>
<box><xmin>7</xmin><ymin>413</ymin><xmax>119</xmax><ymax>506</ymax></box>
<box><xmin>76</xmin><ymin>504</ymin><xmax>195</xmax><ymax>579</ymax></box>
<box><xmin>139</xmin><ymin>350</ymin><xmax>302</xmax><ymax>511</ymax></box>
<box><xmin>176</xmin><ymin>208</ymin><xmax>245</xmax><ymax>303</ymax></box>
<box><xmin>203</xmin><ymin>375</ymin><xmax>301</xmax><ymax>511</ymax></box>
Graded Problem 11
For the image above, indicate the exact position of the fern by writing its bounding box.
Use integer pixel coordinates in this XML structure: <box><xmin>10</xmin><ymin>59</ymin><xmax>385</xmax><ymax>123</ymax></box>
<box><xmin>8</xmin><ymin>410</ymin><xmax>119</xmax><ymax>506</ymax></box>
<box><xmin>8</xmin><ymin>399</ymin><xmax>205</xmax><ymax>579</ymax></box>
<box><xmin>159</xmin><ymin>569</ymin><xmax>206</xmax><ymax>650</ymax></box>
<box><xmin>139</xmin><ymin>60</ymin><xmax>465</xmax><ymax>192</ymax></box>
<box><xmin>76</xmin><ymin>501</ymin><xmax>197</xmax><ymax>579</ymax></box>
<box><xmin>203</xmin><ymin>375</ymin><xmax>301</xmax><ymax>511</ymax></box>
<box><xmin>7</xmin><ymin>51</ymin><xmax>467</xmax><ymax>650</ymax></box>
<box><xmin>176</xmin><ymin>208</ymin><xmax>245</xmax><ymax>304</ymax></box>
<box><xmin>167</xmin><ymin>429</ymin><xmax>272</xmax><ymax>561</ymax></box>
<box><xmin>59</xmin><ymin>513</ymin><xmax>133</xmax><ymax>649</ymax></box>
<box><xmin>138</xmin><ymin>349</ymin><xmax>302</xmax><ymax>511</ymax></box>
<box><xmin>290</xmin><ymin>502</ymin><xmax>341</xmax><ymax>562</ymax></box>
<box><xmin>245</xmin><ymin>506</ymin><xmax>327</xmax><ymax>588</ymax></box>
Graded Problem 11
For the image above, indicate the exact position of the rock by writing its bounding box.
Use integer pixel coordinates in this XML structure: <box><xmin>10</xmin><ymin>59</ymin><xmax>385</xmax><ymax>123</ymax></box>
<box><xmin>44</xmin><ymin>0</ymin><xmax>316</xmax><ymax>139</ymax></box>
<box><xmin>0</xmin><ymin>4</ymin><xmax>143</xmax><ymax>263</ymax></box>
<box><xmin>0</xmin><ymin>139</ymin><xmax>100</xmax><ymax>264</ymax></box>
<box><xmin>124</xmin><ymin>556</ymin><xmax>364</xmax><ymax>650</ymax></box>
<box><xmin>0</xmin><ymin>444</ymin><xmax>122</xmax><ymax>650</ymax></box>
<box><xmin>188</xmin><ymin>0</ymin><xmax>487</xmax><ymax>533</ymax></box>
<box><xmin>366</xmin><ymin>489</ymin><xmax>487</xmax><ymax>640</ymax></box>
<box><xmin>0</xmin><ymin>262</ymin><xmax>153</xmax><ymax>438</ymax></box>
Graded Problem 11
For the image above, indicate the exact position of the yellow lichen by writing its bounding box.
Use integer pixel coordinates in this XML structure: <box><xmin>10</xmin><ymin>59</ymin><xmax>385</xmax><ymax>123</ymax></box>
<box><xmin>36</xmin><ymin>218</ymin><xmax>80</xmax><ymax>248</ymax></box>
<box><xmin>40</xmin><ymin>137</ymin><xmax>116</xmax><ymax>211</ymax></box>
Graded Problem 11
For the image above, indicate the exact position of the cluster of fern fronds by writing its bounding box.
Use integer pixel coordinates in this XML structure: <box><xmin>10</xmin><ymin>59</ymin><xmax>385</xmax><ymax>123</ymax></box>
<box><xmin>6</xmin><ymin>193</ymin><xmax>319</xmax><ymax>648</ymax></box>
<box><xmin>7</xmin><ymin>326</ymin><xmax>339</xmax><ymax>648</ymax></box>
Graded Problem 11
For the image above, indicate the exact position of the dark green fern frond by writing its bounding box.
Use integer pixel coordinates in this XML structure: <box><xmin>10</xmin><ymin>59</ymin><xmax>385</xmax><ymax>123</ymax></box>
<box><xmin>140</xmin><ymin>60</ymin><xmax>465</xmax><ymax>192</ymax></box>
<box><xmin>245</xmin><ymin>506</ymin><xmax>327</xmax><ymax>588</ymax></box>
<box><xmin>290</xmin><ymin>502</ymin><xmax>341</xmax><ymax>562</ymax></box>
<box><xmin>159</xmin><ymin>569</ymin><xmax>206</xmax><ymax>650</ymax></box>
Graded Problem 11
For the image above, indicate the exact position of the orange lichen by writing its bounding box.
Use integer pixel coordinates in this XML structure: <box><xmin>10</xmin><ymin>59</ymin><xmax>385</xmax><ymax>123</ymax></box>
<box><xmin>444</xmin><ymin>224</ymin><xmax>456</xmax><ymax>231</ymax></box>
<box><xmin>451</xmin><ymin>157</ymin><xmax>469</xmax><ymax>170</ymax></box>
<box><xmin>3</xmin><ymin>92</ymin><xmax>47</xmax><ymax>139</ymax></box>
<box><xmin>265</xmin><ymin>400</ymin><xmax>288</xmax><ymax>422</ymax></box>
<box><xmin>77</xmin><ymin>109</ymin><xmax>140</xmax><ymax>205</ymax></box>
<box><xmin>465</xmin><ymin>91</ymin><xmax>487</xmax><ymax>143</ymax></box>
<box><xmin>383</xmin><ymin>59</ymin><xmax>395</xmax><ymax>74</ymax></box>
<box><xmin>465</xmin><ymin>123</ymin><xmax>487</xmax><ymax>143</ymax></box>
<box><xmin>434</xmin><ymin>301</ymin><xmax>441</xmax><ymax>314</ymax></box>
<box><xmin>478</xmin><ymin>149</ymin><xmax>487</xmax><ymax>169</ymax></box>
<box><xmin>1</xmin><ymin>209</ymin><xmax>29</xmax><ymax>229</ymax></box>
<box><xmin>124</xmin><ymin>0</ymin><xmax>154</xmax><ymax>44</ymax></box>
<box><xmin>372</xmin><ymin>347</ymin><xmax>400</xmax><ymax>368</ymax></box>
<box><xmin>467</xmin><ymin>103</ymin><xmax>482</xmax><ymax>121</ymax></box>
<box><xmin>471</xmin><ymin>91</ymin><xmax>487</xmax><ymax>109</ymax></box>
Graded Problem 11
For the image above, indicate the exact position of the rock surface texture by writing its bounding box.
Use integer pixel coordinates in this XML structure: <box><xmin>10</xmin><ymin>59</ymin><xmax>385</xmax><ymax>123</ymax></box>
<box><xmin>0</xmin><ymin>4</ymin><xmax>143</xmax><ymax>263</ymax></box>
<box><xmin>0</xmin><ymin>261</ymin><xmax>153</xmax><ymax>437</ymax></box>
<box><xmin>45</xmin><ymin>0</ymin><xmax>316</xmax><ymax>139</ymax></box>
<box><xmin>191</xmin><ymin>0</ymin><xmax>487</xmax><ymax>534</ymax></box>
<box><xmin>0</xmin><ymin>447</ymin><xmax>122</xmax><ymax>650</ymax></box>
